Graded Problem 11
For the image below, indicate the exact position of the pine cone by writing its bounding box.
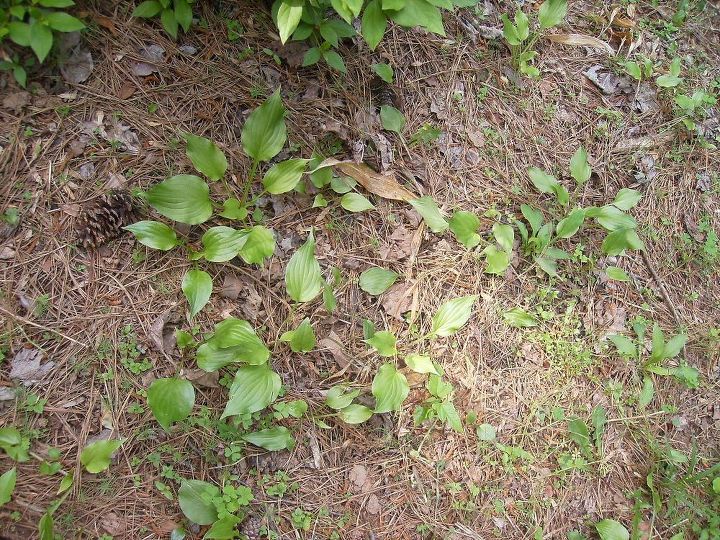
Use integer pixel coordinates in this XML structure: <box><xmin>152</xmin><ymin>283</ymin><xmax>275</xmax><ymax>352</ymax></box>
<box><xmin>370</xmin><ymin>76</ymin><xmax>397</xmax><ymax>110</ymax></box>
<box><xmin>238</xmin><ymin>515</ymin><xmax>263</xmax><ymax>540</ymax></box>
<box><xmin>76</xmin><ymin>191</ymin><xmax>135</xmax><ymax>249</ymax></box>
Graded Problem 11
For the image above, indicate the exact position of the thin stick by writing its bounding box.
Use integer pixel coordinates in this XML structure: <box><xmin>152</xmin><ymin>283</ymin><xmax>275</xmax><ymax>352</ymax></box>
<box><xmin>0</xmin><ymin>305</ymin><xmax>88</xmax><ymax>348</ymax></box>
<box><xmin>640</xmin><ymin>250</ymin><xmax>683</xmax><ymax>328</ymax></box>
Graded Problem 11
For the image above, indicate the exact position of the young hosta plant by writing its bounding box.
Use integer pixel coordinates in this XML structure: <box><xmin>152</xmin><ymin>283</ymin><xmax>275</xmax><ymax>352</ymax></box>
<box><xmin>147</xmin><ymin>377</ymin><xmax>195</xmax><ymax>431</ymax></box>
<box><xmin>502</xmin><ymin>0</ymin><xmax>567</xmax><ymax>77</ymax></box>
<box><xmin>79</xmin><ymin>439</ymin><xmax>123</xmax><ymax>474</ymax></box>
<box><xmin>132</xmin><ymin>0</ymin><xmax>194</xmax><ymax>39</ymax></box>
<box><xmin>609</xmin><ymin>321</ymin><xmax>697</xmax><ymax>394</ymax></box>
<box><xmin>196</xmin><ymin>317</ymin><xmax>270</xmax><ymax>371</ymax></box>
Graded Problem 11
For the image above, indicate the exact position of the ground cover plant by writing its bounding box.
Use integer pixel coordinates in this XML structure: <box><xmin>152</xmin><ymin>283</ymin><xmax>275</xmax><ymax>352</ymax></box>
<box><xmin>0</xmin><ymin>0</ymin><xmax>718</xmax><ymax>538</ymax></box>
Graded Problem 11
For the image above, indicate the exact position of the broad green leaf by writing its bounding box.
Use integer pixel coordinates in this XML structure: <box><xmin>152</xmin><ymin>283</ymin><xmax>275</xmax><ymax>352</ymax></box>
<box><xmin>663</xmin><ymin>334</ymin><xmax>687</xmax><ymax>359</ymax></box>
<box><xmin>175</xmin><ymin>0</ymin><xmax>193</xmax><ymax>31</ymax></box>
<box><xmin>199</xmin><ymin>226</ymin><xmax>247</xmax><ymax>262</ymax></box>
<box><xmin>493</xmin><ymin>223</ymin><xmax>514</xmax><ymax>253</ymax></box>
<box><xmin>449</xmin><ymin>211</ymin><xmax>481</xmax><ymax>248</ymax></box>
<box><xmin>0</xmin><ymin>468</ymin><xmax>16</xmax><ymax>507</ymax></box>
<box><xmin>605</xmin><ymin>266</ymin><xmax>630</xmax><ymax>281</ymax></box>
<box><xmin>521</xmin><ymin>204</ymin><xmax>544</xmax><ymax>233</ymax></box>
<box><xmin>568</xmin><ymin>418</ymin><xmax>591</xmax><ymax>456</ymax></box>
<box><xmin>196</xmin><ymin>340</ymin><xmax>262</xmax><ymax>371</ymax></box>
<box><xmin>383</xmin><ymin>0</ymin><xmax>405</xmax><ymax>8</ymax></box>
<box><xmin>341</xmin><ymin>193</ymin><xmax>375</xmax><ymax>212</ymax></box>
<box><xmin>39</xmin><ymin>512</ymin><xmax>54</xmax><ymax>540</ymax></box>
<box><xmin>280</xmin><ymin>318</ymin><xmax>316</xmax><ymax>353</ymax></box>
<box><xmin>372</xmin><ymin>62</ymin><xmax>394</xmax><ymax>83</ymax></box>
<box><xmin>161</xmin><ymin>8</ymin><xmax>178</xmax><ymax>38</ymax></box>
<box><xmin>483</xmin><ymin>245</ymin><xmax>510</xmax><ymax>275</ymax></box>
<box><xmin>538</xmin><ymin>0</ymin><xmax>567</xmax><ymax>29</ymax></box>
<box><xmin>650</xmin><ymin>323</ymin><xmax>665</xmax><ymax>362</ymax></box>
<box><xmin>430</xmin><ymin>296</ymin><xmax>477</xmax><ymax>337</ymax></box>
<box><xmin>372</xmin><ymin>363</ymin><xmax>409</xmax><ymax>413</ymax></box>
<box><xmin>609</xmin><ymin>334</ymin><xmax>636</xmax><ymax>357</ymax></box>
<box><xmin>331</xmin><ymin>0</ymin><xmax>363</xmax><ymax>22</ymax></box>
<box><xmin>624</xmin><ymin>61</ymin><xmax>642</xmax><ymax>80</ymax></box>
<box><xmin>323</xmin><ymin>50</ymin><xmax>347</xmax><ymax>73</ymax></box>
<box><xmin>30</xmin><ymin>22</ymin><xmax>53</xmax><ymax>62</ymax></box>
<box><xmin>612</xmin><ymin>188</ymin><xmax>642</xmax><ymax>211</ymax></box>
<box><xmin>277</xmin><ymin>0</ymin><xmax>303</xmax><ymax>43</ymax></box>
<box><xmin>58</xmin><ymin>472</ymin><xmax>73</xmax><ymax>494</ymax></box>
<box><xmin>303</xmin><ymin>47</ymin><xmax>321</xmax><ymax>67</ymax></box>
<box><xmin>204</xmin><ymin>516</ymin><xmax>242</xmax><ymax>540</ymax></box>
<box><xmin>405</xmin><ymin>354</ymin><xmax>438</xmax><ymax>375</ymax></box>
<box><xmin>182</xmin><ymin>269</ymin><xmax>212</xmax><ymax>318</ymax></box>
<box><xmin>146</xmin><ymin>175</ymin><xmax>212</xmax><ymax>225</ymax></box>
<box><xmin>219</xmin><ymin>198</ymin><xmax>248</xmax><ymax>220</ymax></box>
<box><xmin>638</xmin><ymin>377</ymin><xmax>654</xmax><ymax>409</ymax></box>
<box><xmin>243</xmin><ymin>426</ymin><xmax>295</xmax><ymax>450</ymax></box>
<box><xmin>476</xmin><ymin>423</ymin><xmax>496</xmax><ymax>441</ymax></box>
<box><xmin>325</xmin><ymin>386</ymin><xmax>360</xmax><ymax>410</ymax></box>
<box><xmin>437</xmin><ymin>400</ymin><xmax>463</xmax><ymax>432</ymax></box>
<box><xmin>313</xmin><ymin>194</ymin><xmax>328</xmax><ymax>208</ymax></box>
<box><xmin>587</xmin><ymin>205</ymin><xmax>636</xmax><ymax>232</ymax></box>
<box><xmin>323</xmin><ymin>283</ymin><xmax>336</xmax><ymax>312</ymax></box>
<box><xmin>285</xmin><ymin>231</ymin><xmax>324</xmax><ymax>303</ymax></box>
<box><xmin>528</xmin><ymin>167</ymin><xmax>559</xmax><ymax>194</ymax></box>
<box><xmin>570</xmin><ymin>146</ymin><xmax>591</xmax><ymax>184</ymax></box>
<box><xmin>0</xmin><ymin>427</ymin><xmax>29</xmax><ymax>462</ymax></box>
<box><xmin>380</xmin><ymin>105</ymin><xmax>406</xmax><ymax>133</ymax></box>
<box><xmin>361</xmin><ymin>0</ymin><xmax>387</xmax><ymax>50</ymax></box>
<box><xmin>242</xmin><ymin>89</ymin><xmax>287</xmax><ymax>163</ymax></box>
<box><xmin>132</xmin><ymin>0</ymin><xmax>163</xmax><ymax>17</ymax></box>
<box><xmin>427</xmin><ymin>374</ymin><xmax>453</xmax><ymax>399</ymax></box>
<box><xmin>212</xmin><ymin>318</ymin><xmax>270</xmax><ymax>363</ymax></box>
<box><xmin>45</xmin><ymin>12</ymin><xmax>85</xmax><ymax>32</ymax></box>
<box><xmin>555</xmin><ymin>208</ymin><xmax>586</xmax><ymax>238</ymax></box>
<box><xmin>178</xmin><ymin>479</ymin><xmax>219</xmax><ymax>525</ymax></box>
<box><xmin>338</xmin><ymin>404</ymin><xmax>373</xmax><ymax>424</ymax></box>
<box><xmin>595</xmin><ymin>519</ymin><xmax>629</xmax><ymax>540</ymax></box>
<box><xmin>671</xmin><ymin>365</ymin><xmax>699</xmax><ymax>388</ymax></box>
<box><xmin>221</xmin><ymin>365</ymin><xmax>281</xmax><ymax>418</ymax></box>
<box><xmin>183</xmin><ymin>133</ymin><xmax>227</xmax><ymax>181</ymax></box>
<box><xmin>238</xmin><ymin>226</ymin><xmax>275</xmax><ymax>265</ymax></box>
<box><xmin>262</xmin><ymin>158</ymin><xmax>309</xmax><ymax>194</ymax></box>
<box><xmin>410</xmin><ymin>196</ymin><xmax>448</xmax><ymax>233</ymax></box>
<box><xmin>536</xmin><ymin>256</ymin><xmax>558</xmax><ymax>277</ymax></box>
<box><xmin>602</xmin><ymin>228</ymin><xmax>644</xmax><ymax>256</ymax></box>
<box><xmin>366</xmin><ymin>330</ymin><xmax>397</xmax><ymax>357</ymax></box>
<box><xmin>8</xmin><ymin>22</ymin><xmax>32</xmax><ymax>47</ymax></box>
<box><xmin>80</xmin><ymin>439</ymin><xmax>123</xmax><ymax>474</ymax></box>
<box><xmin>514</xmin><ymin>9</ymin><xmax>529</xmax><ymax>40</ymax></box>
<box><xmin>501</xmin><ymin>14</ymin><xmax>521</xmax><ymax>45</ymax></box>
<box><xmin>389</xmin><ymin>0</ymin><xmax>445</xmax><ymax>35</ymax></box>
<box><xmin>359</xmin><ymin>267</ymin><xmax>398</xmax><ymax>295</ymax></box>
<box><xmin>330</xmin><ymin>175</ymin><xmax>356</xmax><ymax>194</ymax></box>
<box><xmin>503</xmin><ymin>307</ymin><xmax>538</xmax><ymax>328</ymax></box>
<box><xmin>124</xmin><ymin>220</ymin><xmax>178</xmax><ymax>251</ymax></box>
<box><xmin>656</xmin><ymin>74</ymin><xmax>682</xmax><ymax>88</ymax></box>
<box><xmin>147</xmin><ymin>378</ymin><xmax>195</xmax><ymax>431</ymax></box>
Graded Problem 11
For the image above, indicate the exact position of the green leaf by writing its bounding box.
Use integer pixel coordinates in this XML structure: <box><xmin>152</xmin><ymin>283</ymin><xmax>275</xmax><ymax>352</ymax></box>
<box><xmin>476</xmin><ymin>423</ymin><xmax>496</xmax><ymax>441</ymax></box>
<box><xmin>0</xmin><ymin>468</ymin><xmax>16</xmax><ymax>507</ymax></box>
<box><xmin>242</xmin><ymin>89</ymin><xmax>287</xmax><ymax>163</ymax></box>
<box><xmin>430</xmin><ymin>295</ymin><xmax>477</xmax><ymax>337</ymax></box>
<box><xmin>8</xmin><ymin>22</ymin><xmax>32</xmax><ymax>47</ymax></box>
<box><xmin>609</xmin><ymin>334</ymin><xmax>636</xmax><ymax>357</ymax></box>
<box><xmin>313</xmin><ymin>194</ymin><xmax>328</xmax><ymax>208</ymax></box>
<box><xmin>199</xmin><ymin>226</ymin><xmax>247</xmax><ymax>262</ymax></box>
<box><xmin>0</xmin><ymin>427</ymin><xmax>29</xmax><ymax>462</ymax></box>
<box><xmin>174</xmin><ymin>0</ymin><xmax>193</xmax><ymax>31</ymax></box>
<box><xmin>303</xmin><ymin>47</ymin><xmax>321</xmax><ymax>66</ymax></box>
<box><xmin>38</xmin><ymin>0</ymin><xmax>76</xmax><ymax>6</ymax></box>
<box><xmin>367</xmin><ymin>330</ymin><xmax>397</xmax><ymax>357</ymax></box>
<box><xmin>183</xmin><ymin>133</ymin><xmax>227</xmax><ymax>181</ymax></box>
<box><xmin>383</xmin><ymin>0</ymin><xmax>405</xmax><ymax>8</ymax></box>
<box><xmin>555</xmin><ymin>208</ymin><xmax>586</xmax><ymax>239</ymax></box>
<box><xmin>638</xmin><ymin>377</ymin><xmax>654</xmax><ymax>409</ymax></box>
<box><xmin>219</xmin><ymin>198</ymin><xmax>248</xmax><ymax>220</ymax></box>
<box><xmin>595</xmin><ymin>519</ymin><xmax>629</xmax><ymax>540</ymax></box>
<box><xmin>601</xmin><ymin>228</ymin><xmax>644</xmax><ymax>256</ymax></box>
<box><xmin>45</xmin><ymin>12</ymin><xmax>85</xmax><ymax>32</ymax></box>
<box><xmin>483</xmin><ymin>245</ymin><xmax>510</xmax><ymax>275</ymax></box>
<box><xmin>30</xmin><ymin>22</ymin><xmax>53</xmax><ymax>62</ymax></box>
<box><xmin>589</xmin><ymin>205</ymin><xmax>636</xmax><ymax>232</ymax></box>
<box><xmin>124</xmin><ymin>220</ymin><xmax>178</xmax><ymax>251</ymax></box>
<box><xmin>331</xmin><ymin>0</ymin><xmax>363</xmax><ymax>22</ymax></box>
<box><xmin>323</xmin><ymin>50</ymin><xmax>347</xmax><ymax>73</ymax></box>
<box><xmin>503</xmin><ymin>307</ymin><xmax>538</xmax><ymax>328</ymax></box>
<box><xmin>372</xmin><ymin>62</ymin><xmax>394</xmax><ymax>83</ymax></box>
<box><xmin>624</xmin><ymin>61</ymin><xmax>642</xmax><ymax>80</ymax></box>
<box><xmin>276</xmin><ymin>0</ymin><xmax>303</xmax><ymax>43</ymax></box>
<box><xmin>147</xmin><ymin>378</ymin><xmax>195</xmax><ymax>431</ymax></box>
<box><xmin>612</xmin><ymin>188</ymin><xmax>642</xmax><ymax>211</ymax></box>
<box><xmin>221</xmin><ymin>365</ymin><xmax>281</xmax><ymax>418</ymax></box>
<box><xmin>514</xmin><ymin>9</ymin><xmax>530</xmax><ymax>40</ymax></box>
<box><xmin>570</xmin><ymin>146</ymin><xmax>591</xmax><ymax>184</ymax></box>
<box><xmin>80</xmin><ymin>439</ymin><xmax>123</xmax><ymax>474</ymax></box>
<box><xmin>605</xmin><ymin>266</ymin><xmax>630</xmax><ymax>282</ymax></box>
<box><xmin>380</xmin><ymin>105</ymin><xmax>406</xmax><ymax>133</ymax></box>
<box><xmin>449</xmin><ymin>211</ymin><xmax>481</xmax><ymax>248</ymax></box>
<box><xmin>437</xmin><ymin>400</ymin><xmax>463</xmax><ymax>432</ymax></box>
<box><xmin>501</xmin><ymin>14</ymin><xmax>521</xmax><ymax>45</ymax></box>
<box><xmin>285</xmin><ymin>231</ymin><xmax>324</xmax><ymax>303</ymax></box>
<box><xmin>146</xmin><ymin>175</ymin><xmax>212</xmax><ymax>225</ymax></box>
<box><xmin>161</xmin><ymin>8</ymin><xmax>178</xmax><ymax>38</ymax></box>
<box><xmin>39</xmin><ymin>512</ymin><xmax>54</xmax><ymax>540</ymax></box>
<box><xmin>538</xmin><ymin>0</ymin><xmax>567</xmax><ymax>29</ymax></box>
<box><xmin>178</xmin><ymin>479</ymin><xmax>219</xmax><ymax>525</ymax></box>
<box><xmin>568</xmin><ymin>417</ymin><xmax>591</xmax><ymax>456</ymax></box>
<box><xmin>389</xmin><ymin>0</ymin><xmax>445</xmax><ymax>36</ymax></box>
<box><xmin>243</xmin><ymin>426</ymin><xmax>295</xmax><ymax>450</ymax></box>
<box><xmin>204</xmin><ymin>516</ymin><xmax>242</xmax><ymax>540</ymax></box>
<box><xmin>361</xmin><ymin>0</ymin><xmax>387</xmax><ymax>50</ymax></box>
<box><xmin>663</xmin><ymin>334</ymin><xmax>687</xmax><ymax>359</ymax></box>
<box><xmin>182</xmin><ymin>269</ymin><xmax>212</xmax><ymax>318</ymax></box>
<box><xmin>262</xmin><ymin>158</ymin><xmax>309</xmax><ymax>194</ymax></box>
<box><xmin>528</xmin><ymin>167</ymin><xmax>560</xmax><ymax>195</ymax></box>
<box><xmin>410</xmin><ymin>196</ymin><xmax>448</xmax><ymax>233</ymax></box>
<box><xmin>331</xmin><ymin>175</ymin><xmax>356</xmax><ymax>194</ymax></box>
<box><xmin>133</xmin><ymin>1</ymin><xmax>163</xmax><ymax>17</ymax></box>
<box><xmin>521</xmin><ymin>204</ymin><xmax>544</xmax><ymax>233</ymax></box>
<box><xmin>656</xmin><ymin>74</ymin><xmax>682</xmax><ymax>88</ymax></box>
<box><xmin>493</xmin><ymin>223</ymin><xmax>514</xmax><ymax>253</ymax></box>
<box><xmin>338</xmin><ymin>404</ymin><xmax>373</xmax><ymax>424</ymax></box>
<box><xmin>238</xmin><ymin>225</ymin><xmax>275</xmax><ymax>265</ymax></box>
<box><xmin>359</xmin><ymin>267</ymin><xmax>398</xmax><ymax>295</ymax></box>
<box><xmin>341</xmin><ymin>193</ymin><xmax>375</xmax><ymax>212</ymax></box>
<box><xmin>405</xmin><ymin>354</ymin><xmax>438</xmax><ymax>375</ymax></box>
<box><xmin>212</xmin><ymin>318</ymin><xmax>270</xmax><ymax>363</ymax></box>
<box><xmin>325</xmin><ymin>385</ymin><xmax>360</xmax><ymax>410</ymax></box>
<box><xmin>323</xmin><ymin>283</ymin><xmax>336</xmax><ymax>312</ymax></box>
<box><xmin>427</xmin><ymin>374</ymin><xmax>453</xmax><ymax>399</ymax></box>
<box><xmin>280</xmin><ymin>318</ymin><xmax>316</xmax><ymax>353</ymax></box>
<box><xmin>372</xmin><ymin>363</ymin><xmax>409</xmax><ymax>413</ymax></box>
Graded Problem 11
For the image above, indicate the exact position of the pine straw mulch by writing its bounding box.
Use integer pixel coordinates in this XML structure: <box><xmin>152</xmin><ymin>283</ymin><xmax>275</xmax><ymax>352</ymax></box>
<box><xmin>1</xmin><ymin>0</ymin><xmax>719</xmax><ymax>538</ymax></box>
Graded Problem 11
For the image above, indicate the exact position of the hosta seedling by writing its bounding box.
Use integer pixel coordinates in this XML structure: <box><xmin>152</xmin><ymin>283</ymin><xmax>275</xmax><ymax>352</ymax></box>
<box><xmin>133</xmin><ymin>0</ymin><xmax>194</xmax><ymax>39</ymax></box>
<box><xmin>280</xmin><ymin>318</ymin><xmax>316</xmax><ymax>353</ymax></box>
<box><xmin>80</xmin><ymin>439</ymin><xmax>123</xmax><ymax>474</ymax></box>
<box><xmin>147</xmin><ymin>378</ymin><xmax>195</xmax><ymax>431</ymax></box>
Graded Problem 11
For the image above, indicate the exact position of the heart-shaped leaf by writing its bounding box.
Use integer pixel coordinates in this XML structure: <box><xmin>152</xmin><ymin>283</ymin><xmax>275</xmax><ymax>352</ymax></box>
<box><xmin>372</xmin><ymin>363</ymin><xmax>409</xmax><ymax>413</ymax></box>
<box><xmin>366</xmin><ymin>330</ymin><xmax>397</xmax><ymax>357</ymax></box>
<box><xmin>242</xmin><ymin>89</ymin><xmax>287</xmax><ymax>163</ymax></box>
<box><xmin>147</xmin><ymin>378</ymin><xmax>195</xmax><ymax>431</ymax></box>
<box><xmin>182</xmin><ymin>269</ymin><xmax>212</xmax><ymax>318</ymax></box>
<box><xmin>221</xmin><ymin>365</ymin><xmax>281</xmax><ymax>418</ymax></box>
<box><xmin>146</xmin><ymin>175</ymin><xmax>212</xmax><ymax>225</ymax></box>
<box><xmin>124</xmin><ymin>220</ymin><xmax>179</xmax><ymax>250</ymax></box>
<box><xmin>430</xmin><ymin>296</ymin><xmax>477</xmax><ymax>337</ymax></box>
<box><xmin>80</xmin><ymin>439</ymin><xmax>123</xmax><ymax>474</ymax></box>
<box><xmin>359</xmin><ymin>267</ymin><xmax>398</xmax><ymax>295</ymax></box>
<box><xmin>184</xmin><ymin>133</ymin><xmax>227</xmax><ymax>181</ymax></box>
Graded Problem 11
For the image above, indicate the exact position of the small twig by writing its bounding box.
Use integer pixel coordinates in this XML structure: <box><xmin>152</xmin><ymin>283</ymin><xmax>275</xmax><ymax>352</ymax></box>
<box><xmin>640</xmin><ymin>250</ymin><xmax>682</xmax><ymax>328</ymax></box>
<box><xmin>0</xmin><ymin>305</ymin><xmax>88</xmax><ymax>348</ymax></box>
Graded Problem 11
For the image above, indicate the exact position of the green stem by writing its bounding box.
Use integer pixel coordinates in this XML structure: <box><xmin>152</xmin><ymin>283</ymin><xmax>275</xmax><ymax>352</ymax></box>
<box><xmin>241</xmin><ymin>159</ymin><xmax>259</xmax><ymax>208</ymax></box>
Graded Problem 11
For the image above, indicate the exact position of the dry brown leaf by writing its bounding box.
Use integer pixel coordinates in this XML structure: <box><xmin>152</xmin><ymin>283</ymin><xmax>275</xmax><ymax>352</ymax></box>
<box><xmin>349</xmin><ymin>464</ymin><xmax>368</xmax><ymax>492</ymax></box>
<box><xmin>314</xmin><ymin>159</ymin><xmax>417</xmax><ymax>202</ymax></box>
<box><xmin>381</xmin><ymin>282</ymin><xmax>413</xmax><ymax>321</ymax></box>
<box><xmin>366</xmin><ymin>494</ymin><xmax>382</xmax><ymax>515</ymax></box>
<box><xmin>10</xmin><ymin>348</ymin><xmax>55</xmax><ymax>385</ymax></box>
<box><xmin>547</xmin><ymin>34</ymin><xmax>615</xmax><ymax>55</ymax></box>
<box><xmin>319</xmin><ymin>331</ymin><xmax>351</xmax><ymax>368</ymax></box>
<box><xmin>182</xmin><ymin>368</ymin><xmax>219</xmax><ymax>388</ymax></box>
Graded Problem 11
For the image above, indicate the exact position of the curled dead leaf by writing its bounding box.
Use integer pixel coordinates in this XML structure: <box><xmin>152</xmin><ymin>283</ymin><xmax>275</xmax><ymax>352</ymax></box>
<box><xmin>313</xmin><ymin>159</ymin><xmax>417</xmax><ymax>202</ymax></box>
<box><xmin>547</xmin><ymin>34</ymin><xmax>615</xmax><ymax>55</ymax></box>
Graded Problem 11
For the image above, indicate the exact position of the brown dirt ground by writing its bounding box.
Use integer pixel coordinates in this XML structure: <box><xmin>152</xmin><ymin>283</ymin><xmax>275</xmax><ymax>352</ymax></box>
<box><xmin>1</xmin><ymin>0</ymin><xmax>719</xmax><ymax>539</ymax></box>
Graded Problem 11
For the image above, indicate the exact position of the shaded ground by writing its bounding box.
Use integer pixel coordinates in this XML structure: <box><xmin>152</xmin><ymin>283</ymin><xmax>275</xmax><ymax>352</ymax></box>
<box><xmin>1</xmin><ymin>0</ymin><xmax>719</xmax><ymax>538</ymax></box>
